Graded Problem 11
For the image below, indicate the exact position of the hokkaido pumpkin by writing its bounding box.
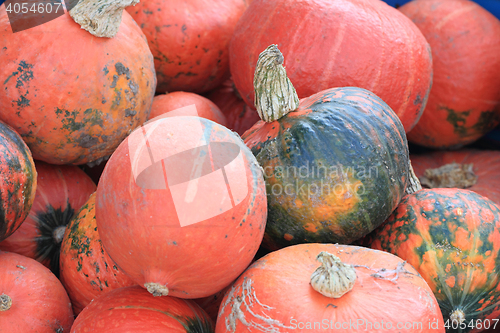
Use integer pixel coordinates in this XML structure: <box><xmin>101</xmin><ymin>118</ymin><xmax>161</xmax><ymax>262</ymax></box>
<box><xmin>0</xmin><ymin>251</ymin><xmax>74</xmax><ymax>332</ymax></box>
<box><xmin>206</xmin><ymin>78</ymin><xmax>261</xmax><ymax>136</ymax></box>
<box><xmin>126</xmin><ymin>0</ymin><xmax>249</xmax><ymax>94</ymax></box>
<box><xmin>59</xmin><ymin>193</ymin><xmax>136</xmax><ymax>315</ymax></box>
<box><xmin>95</xmin><ymin>113</ymin><xmax>267</xmax><ymax>298</ymax></box>
<box><xmin>364</xmin><ymin>188</ymin><xmax>500</xmax><ymax>332</ymax></box>
<box><xmin>411</xmin><ymin>149</ymin><xmax>500</xmax><ymax>205</ymax></box>
<box><xmin>0</xmin><ymin>2</ymin><xmax>156</xmax><ymax>165</ymax></box>
<box><xmin>0</xmin><ymin>120</ymin><xmax>37</xmax><ymax>242</ymax></box>
<box><xmin>216</xmin><ymin>243</ymin><xmax>444</xmax><ymax>332</ymax></box>
<box><xmin>71</xmin><ymin>286</ymin><xmax>214</xmax><ymax>332</ymax></box>
<box><xmin>401</xmin><ymin>0</ymin><xmax>500</xmax><ymax>148</ymax></box>
<box><xmin>230</xmin><ymin>0</ymin><xmax>433</xmax><ymax>132</ymax></box>
<box><xmin>242</xmin><ymin>45</ymin><xmax>420</xmax><ymax>250</ymax></box>
<box><xmin>0</xmin><ymin>161</ymin><xmax>96</xmax><ymax>276</ymax></box>
<box><xmin>149</xmin><ymin>91</ymin><xmax>227</xmax><ymax>126</ymax></box>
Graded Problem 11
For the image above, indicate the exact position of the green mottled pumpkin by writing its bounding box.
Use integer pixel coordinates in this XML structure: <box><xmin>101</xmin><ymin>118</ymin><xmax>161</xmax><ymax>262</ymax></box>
<box><xmin>0</xmin><ymin>120</ymin><xmax>37</xmax><ymax>241</ymax></box>
<box><xmin>242</xmin><ymin>45</ymin><xmax>419</xmax><ymax>250</ymax></box>
<box><xmin>364</xmin><ymin>188</ymin><xmax>500</xmax><ymax>333</ymax></box>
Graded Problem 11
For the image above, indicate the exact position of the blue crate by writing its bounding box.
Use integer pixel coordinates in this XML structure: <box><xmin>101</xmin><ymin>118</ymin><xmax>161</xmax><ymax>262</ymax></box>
<box><xmin>383</xmin><ymin>0</ymin><xmax>500</xmax><ymax>19</ymax></box>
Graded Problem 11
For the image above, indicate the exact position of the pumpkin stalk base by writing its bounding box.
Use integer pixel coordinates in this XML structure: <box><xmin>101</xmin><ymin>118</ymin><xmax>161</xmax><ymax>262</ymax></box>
<box><xmin>144</xmin><ymin>283</ymin><xmax>169</xmax><ymax>297</ymax></box>
<box><xmin>420</xmin><ymin>163</ymin><xmax>477</xmax><ymax>189</ymax></box>
<box><xmin>53</xmin><ymin>226</ymin><xmax>67</xmax><ymax>244</ymax></box>
<box><xmin>450</xmin><ymin>309</ymin><xmax>466</xmax><ymax>326</ymax></box>
<box><xmin>69</xmin><ymin>0</ymin><xmax>140</xmax><ymax>38</ymax></box>
<box><xmin>0</xmin><ymin>294</ymin><xmax>12</xmax><ymax>311</ymax></box>
<box><xmin>310</xmin><ymin>251</ymin><xmax>356</xmax><ymax>298</ymax></box>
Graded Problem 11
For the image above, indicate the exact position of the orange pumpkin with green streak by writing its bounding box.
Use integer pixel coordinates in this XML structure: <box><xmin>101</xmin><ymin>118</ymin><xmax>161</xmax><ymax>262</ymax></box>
<box><xmin>59</xmin><ymin>193</ymin><xmax>136</xmax><ymax>315</ymax></box>
<box><xmin>0</xmin><ymin>120</ymin><xmax>37</xmax><ymax>242</ymax></box>
<box><xmin>242</xmin><ymin>45</ymin><xmax>418</xmax><ymax>250</ymax></box>
<box><xmin>364</xmin><ymin>188</ymin><xmax>500</xmax><ymax>332</ymax></box>
<box><xmin>0</xmin><ymin>2</ymin><xmax>156</xmax><ymax>165</ymax></box>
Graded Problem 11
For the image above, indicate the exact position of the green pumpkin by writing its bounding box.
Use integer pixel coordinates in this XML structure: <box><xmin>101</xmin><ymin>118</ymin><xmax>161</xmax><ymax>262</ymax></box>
<box><xmin>242</xmin><ymin>45</ymin><xmax>419</xmax><ymax>249</ymax></box>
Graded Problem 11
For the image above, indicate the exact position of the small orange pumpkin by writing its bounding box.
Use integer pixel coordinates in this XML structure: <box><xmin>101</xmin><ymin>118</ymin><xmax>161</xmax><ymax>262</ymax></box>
<box><xmin>149</xmin><ymin>91</ymin><xmax>227</xmax><ymax>126</ymax></box>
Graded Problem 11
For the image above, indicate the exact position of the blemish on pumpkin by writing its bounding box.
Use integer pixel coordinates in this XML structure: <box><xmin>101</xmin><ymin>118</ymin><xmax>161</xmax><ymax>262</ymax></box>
<box><xmin>174</xmin><ymin>72</ymin><xmax>198</xmax><ymax>79</ymax></box>
<box><xmin>284</xmin><ymin>233</ymin><xmax>294</xmax><ymax>241</ymax></box>
<box><xmin>15</xmin><ymin>95</ymin><xmax>30</xmax><ymax>108</ymax></box>
<box><xmin>414</xmin><ymin>93</ymin><xmax>422</xmax><ymax>105</ymax></box>
<box><xmin>115</xmin><ymin>63</ymin><xmax>131</xmax><ymax>80</ymax></box>
<box><xmin>304</xmin><ymin>223</ymin><xmax>318</xmax><ymax>233</ymax></box>
<box><xmin>15</xmin><ymin>61</ymin><xmax>34</xmax><ymax>88</ymax></box>
<box><xmin>4</xmin><ymin>71</ymin><xmax>19</xmax><ymax>85</ymax></box>
<box><xmin>445</xmin><ymin>276</ymin><xmax>455</xmax><ymax>288</ymax></box>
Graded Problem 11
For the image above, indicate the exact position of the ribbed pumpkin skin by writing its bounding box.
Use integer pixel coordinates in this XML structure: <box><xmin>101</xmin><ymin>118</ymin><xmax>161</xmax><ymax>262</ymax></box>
<box><xmin>411</xmin><ymin>150</ymin><xmax>500</xmax><ymax>205</ymax></box>
<box><xmin>0</xmin><ymin>121</ymin><xmax>37</xmax><ymax>242</ymax></box>
<box><xmin>0</xmin><ymin>8</ymin><xmax>156</xmax><ymax>165</ymax></box>
<box><xmin>230</xmin><ymin>0</ymin><xmax>433</xmax><ymax>132</ymax></box>
<box><xmin>0</xmin><ymin>161</ymin><xmax>96</xmax><ymax>276</ymax></box>
<box><xmin>0</xmin><ymin>251</ymin><xmax>74</xmax><ymax>332</ymax></box>
<box><xmin>243</xmin><ymin>87</ymin><xmax>409</xmax><ymax>249</ymax></box>
<box><xmin>59</xmin><ymin>193</ymin><xmax>136</xmax><ymax>315</ymax></box>
<box><xmin>206</xmin><ymin>79</ymin><xmax>260</xmax><ymax>136</ymax></box>
<box><xmin>216</xmin><ymin>244</ymin><xmax>444</xmax><ymax>333</ymax></box>
<box><xmin>402</xmin><ymin>0</ymin><xmax>500</xmax><ymax>148</ymax></box>
<box><xmin>96</xmin><ymin>117</ymin><xmax>267</xmax><ymax>298</ymax></box>
<box><xmin>149</xmin><ymin>91</ymin><xmax>227</xmax><ymax>126</ymax></box>
<box><xmin>364</xmin><ymin>189</ymin><xmax>500</xmax><ymax>333</ymax></box>
<box><xmin>71</xmin><ymin>286</ymin><xmax>214</xmax><ymax>333</ymax></box>
<box><xmin>126</xmin><ymin>0</ymin><xmax>248</xmax><ymax>94</ymax></box>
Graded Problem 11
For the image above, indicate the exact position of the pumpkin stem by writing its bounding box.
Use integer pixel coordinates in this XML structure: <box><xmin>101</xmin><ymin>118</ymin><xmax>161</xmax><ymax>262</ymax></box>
<box><xmin>144</xmin><ymin>283</ymin><xmax>169</xmax><ymax>297</ymax></box>
<box><xmin>420</xmin><ymin>163</ymin><xmax>477</xmax><ymax>189</ymax></box>
<box><xmin>69</xmin><ymin>0</ymin><xmax>139</xmax><ymax>38</ymax></box>
<box><xmin>310</xmin><ymin>251</ymin><xmax>357</xmax><ymax>298</ymax></box>
<box><xmin>450</xmin><ymin>309</ymin><xmax>466</xmax><ymax>326</ymax></box>
<box><xmin>53</xmin><ymin>226</ymin><xmax>67</xmax><ymax>244</ymax></box>
<box><xmin>0</xmin><ymin>294</ymin><xmax>12</xmax><ymax>311</ymax></box>
<box><xmin>253</xmin><ymin>45</ymin><xmax>300</xmax><ymax>122</ymax></box>
<box><xmin>405</xmin><ymin>162</ymin><xmax>422</xmax><ymax>195</ymax></box>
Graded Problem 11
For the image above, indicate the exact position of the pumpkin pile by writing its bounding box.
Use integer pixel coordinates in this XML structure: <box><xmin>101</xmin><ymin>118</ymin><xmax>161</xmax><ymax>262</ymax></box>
<box><xmin>0</xmin><ymin>0</ymin><xmax>500</xmax><ymax>332</ymax></box>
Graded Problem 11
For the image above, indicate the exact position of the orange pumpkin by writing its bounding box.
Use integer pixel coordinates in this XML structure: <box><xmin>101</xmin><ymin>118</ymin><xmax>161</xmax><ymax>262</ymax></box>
<box><xmin>230</xmin><ymin>0</ymin><xmax>433</xmax><ymax>132</ymax></box>
<box><xmin>0</xmin><ymin>161</ymin><xmax>96</xmax><ymax>276</ymax></box>
<box><xmin>0</xmin><ymin>4</ymin><xmax>156</xmax><ymax>165</ymax></box>
<box><xmin>59</xmin><ymin>193</ymin><xmax>136</xmax><ymax>315</ymax></box>
<box><xmin>216</xmin><ymin>243</ymin><xmax>444</xmax><ymax>332</ymax></box>
<box><xmin>70</xmin><ymin>286</ymin><xmax>214</xmax><ymax>332</ymax></box>
<box><xmin>95</xmin><ymin>115</ymin><xmax>267</xmax><ymax>299</ymax></box>
<box><xmin>149</xmin><ymin>91</ymin><xmax>227</xmax><ymax>126</ymax></box>
<box><xmin>364</xmin><ymin>188</ymin><xmax>500</xmax><ymax>332</ymax></box>
<box><xmin>126</xmin><ymin>0</ymin><xmax>249</xmax><ymax>94</ymax></box>
<box><xmin>0</xmin><ymin>251</ymin><xmax>74</xmax><ymax>332</ymax></box>
<box><xmin>402</xmin><ymin>0</ymin><xmax>500</xmax><ymax>148</ymax></box>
